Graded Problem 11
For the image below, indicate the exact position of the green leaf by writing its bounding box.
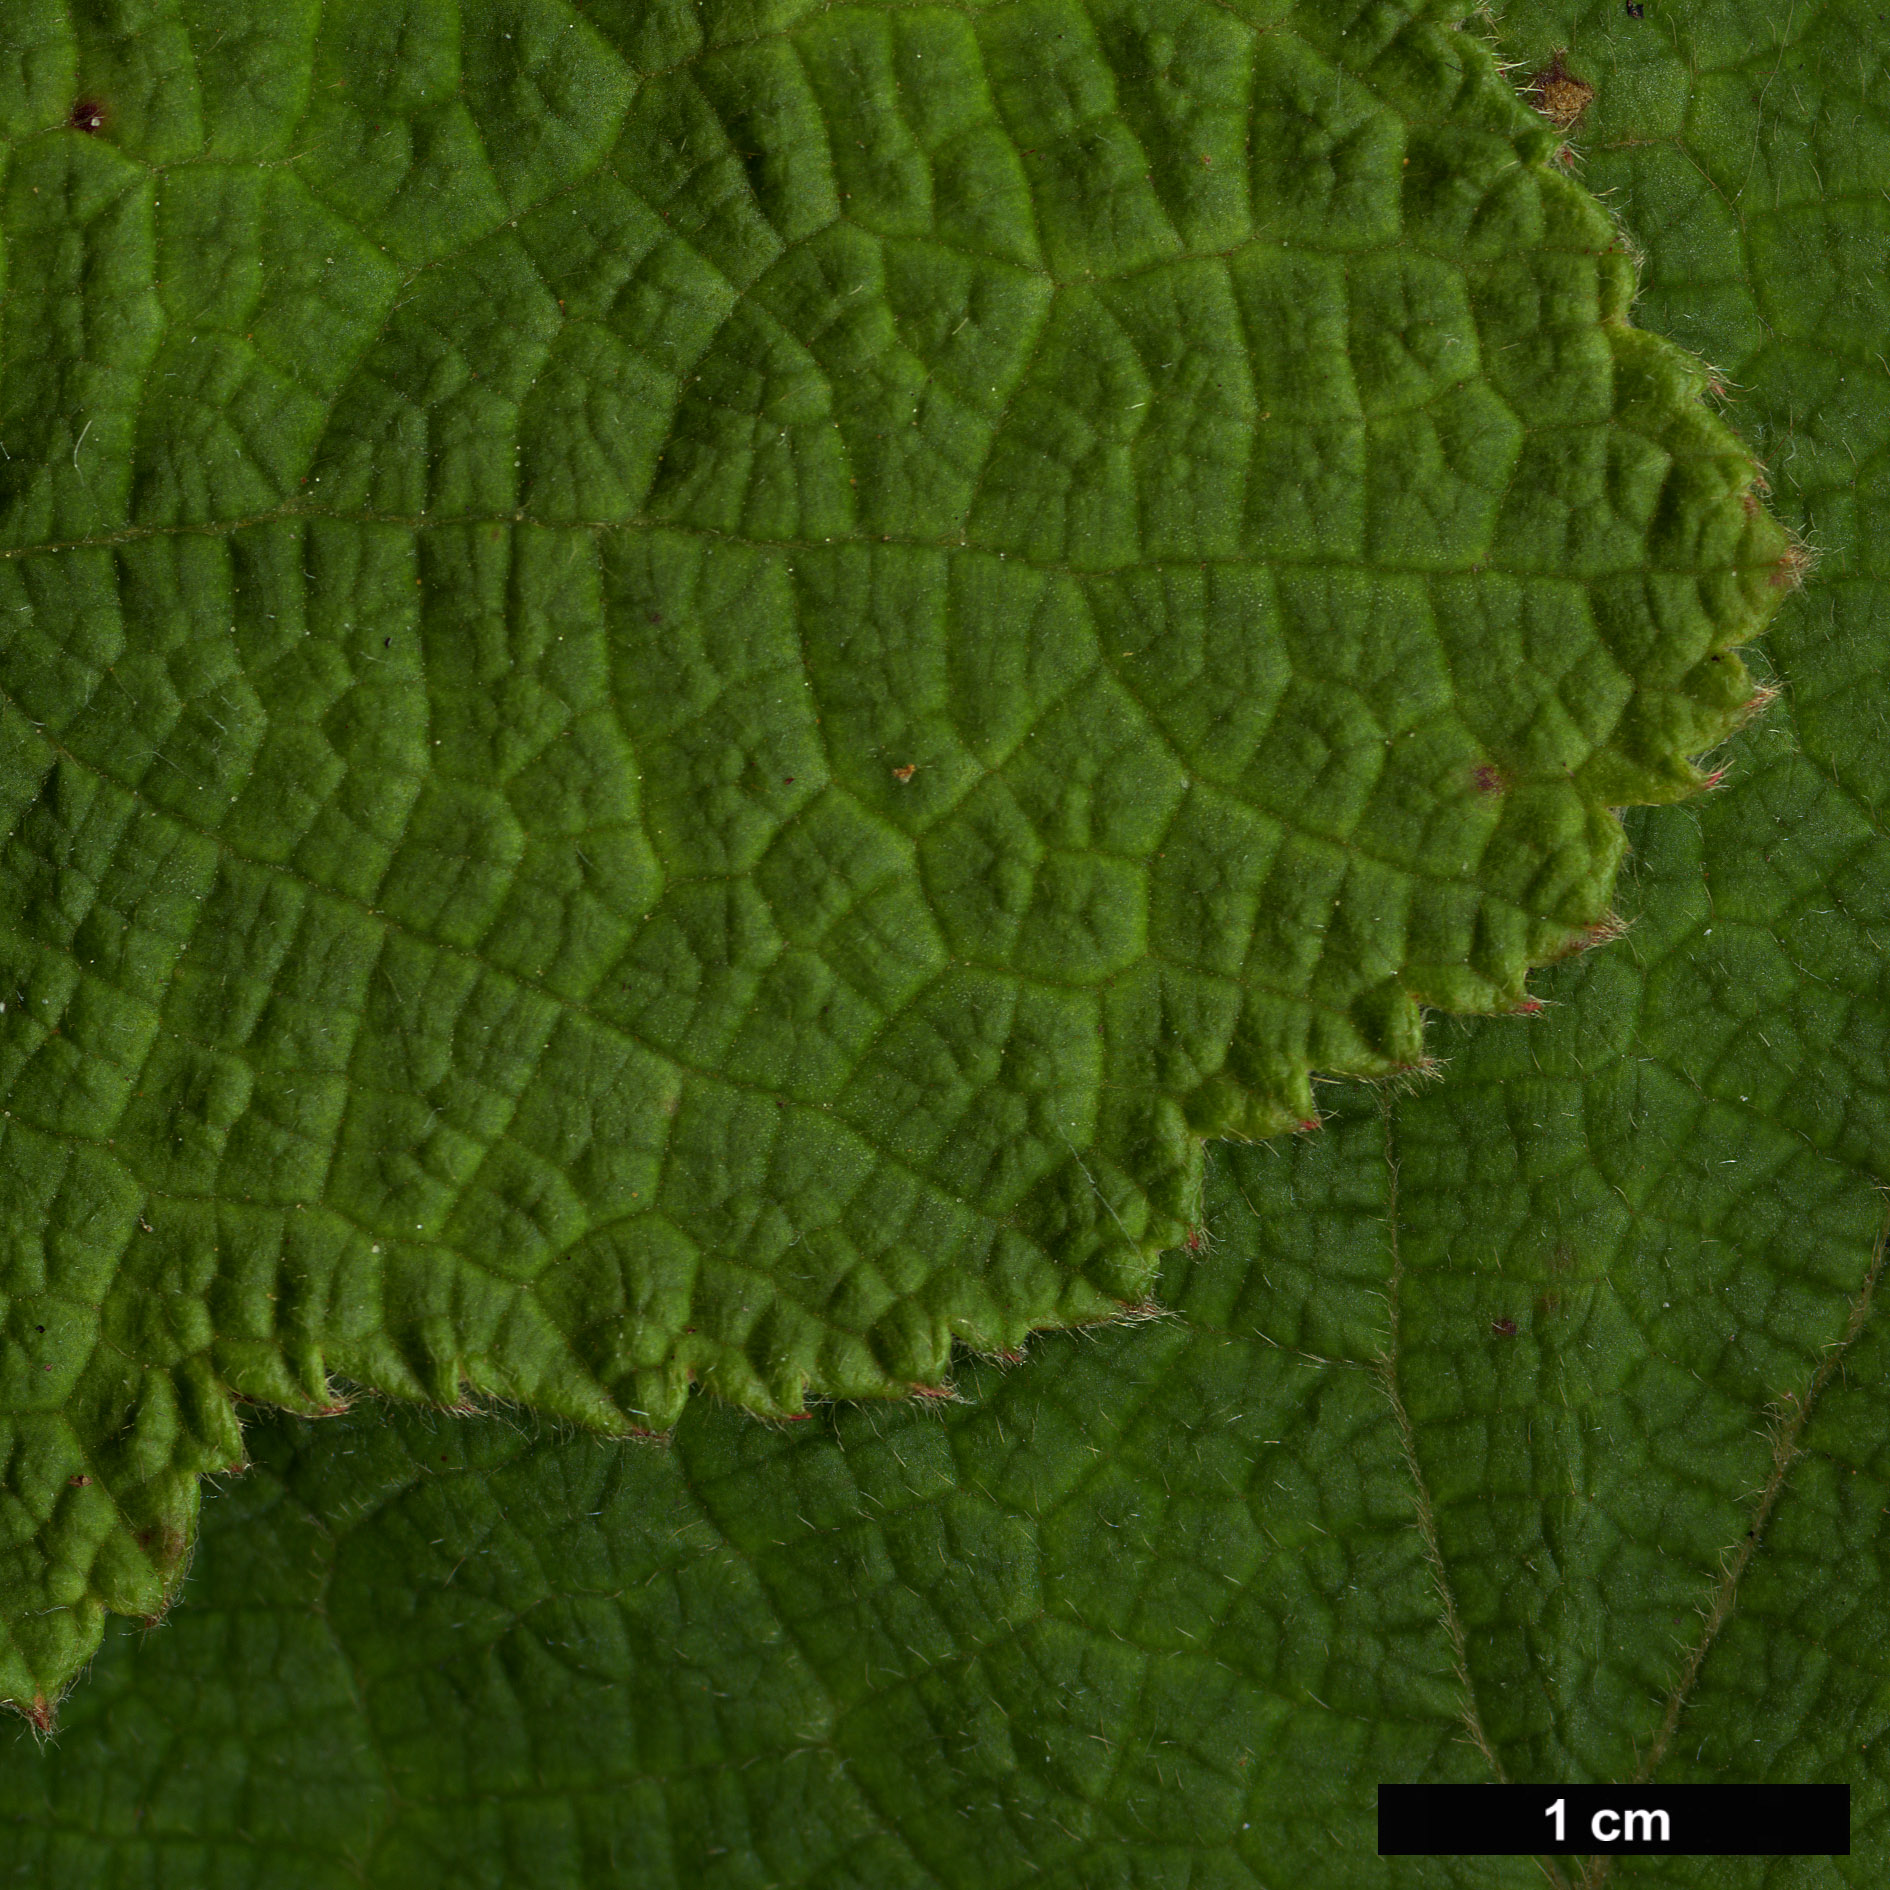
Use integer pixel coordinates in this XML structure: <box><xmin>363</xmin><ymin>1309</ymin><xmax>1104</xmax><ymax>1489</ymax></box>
<box><xmin>6</xmin><ymin>1344</ymin><xmax>1489</xmax><ymax>1888</ymax></box>
<box><xmin>0</xmin><ymin>0</ymin><xmax>1782</xmax><ymax>1713</ymax></box>
<box><xmin>7</xmin><ymin>0</ymin><xmax>1888</xmax><ymax>1881</ymax></box>
<box><xmin>1366</xmin><ymin>0</ymin><xmax>1890</xmax><ymax>1838</ymax></box>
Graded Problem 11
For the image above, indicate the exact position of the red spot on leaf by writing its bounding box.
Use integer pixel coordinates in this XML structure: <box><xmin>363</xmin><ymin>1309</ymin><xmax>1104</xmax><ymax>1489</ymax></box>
<box><xmin>68</xmin><ymin>99</ymin><xmax>108</xmax><ymax>134</ymax></box>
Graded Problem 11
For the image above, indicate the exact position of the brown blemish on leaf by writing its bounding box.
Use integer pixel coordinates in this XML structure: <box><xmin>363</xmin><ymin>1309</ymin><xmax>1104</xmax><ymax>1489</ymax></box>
<box><xmin>891</xmin><ymin>763</ymin><xmax>916</xmax><ymax>783</ymax></box>
<box><xmin>1528</xmin><ymin>53</ymin><xmax>1595</xmax><ymax>131</ymax></box>
<box><xmin>1474</xmin><ymin>762</ymin><xmax>1506</xmax><ymax>794</ymax></box>
<box><xmin>134</xmin><ymin>1525</ymin><xmax>189</xmax><ymax>1568</ymax></box>
<box><xmin>1491</xmin><ymin>1317</ymin><xmax>1519</xmax><ymax>1338</ymax></box>
<box><xmin>68</xmin><ymin>99</ymin><xmax>108</xmax><ymax>134</ymax></box>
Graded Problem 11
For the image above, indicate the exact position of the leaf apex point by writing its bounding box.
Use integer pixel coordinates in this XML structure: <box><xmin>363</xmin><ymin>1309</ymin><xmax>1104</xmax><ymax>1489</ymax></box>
<box><xmin>1771</xmin><ymin>539</ymin><xmax>1818</xmax><ymax>590</ymax></box>
<box><xmin>1113</xmin><ymin>1300</ymin><xmax>1170</xmax><ymax>1325</ymax></box>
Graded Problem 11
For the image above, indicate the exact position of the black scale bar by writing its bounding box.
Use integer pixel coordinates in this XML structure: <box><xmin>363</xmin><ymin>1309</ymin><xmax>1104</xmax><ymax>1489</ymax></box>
<box><xmin>1378</xmin><ymin>1784</ymin><xmax>1850</xmax><ymax>1856</ymax></box>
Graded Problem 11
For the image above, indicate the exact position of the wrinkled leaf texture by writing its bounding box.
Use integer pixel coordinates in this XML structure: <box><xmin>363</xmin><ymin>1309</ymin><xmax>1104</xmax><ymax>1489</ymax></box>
<box><xmin>7</xmin><ymin>0</ymin><xmax>1880</xmax><ymax>1886</ymax></box>
<box><xmin>0</xmin><ymin>0</ymin><xmax>1785</xmax><ymax>1714</ymax></box>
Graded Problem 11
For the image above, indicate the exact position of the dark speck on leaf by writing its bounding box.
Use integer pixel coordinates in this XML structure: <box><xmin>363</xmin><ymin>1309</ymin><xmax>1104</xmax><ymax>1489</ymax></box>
<box><xmin>1491</xmin><ymin>1317</ymin><xmax>1519</xmax><ymax>1337</ymax></box>
<box><xmin>69</xmin><ymin>99</ymin><xmax>107</xmax><ymax>133</ymax></box>
<box><xmin>1626</xmin><ymin>1</ymin><xmax>1645</xmax><ymax>15</ymax></box>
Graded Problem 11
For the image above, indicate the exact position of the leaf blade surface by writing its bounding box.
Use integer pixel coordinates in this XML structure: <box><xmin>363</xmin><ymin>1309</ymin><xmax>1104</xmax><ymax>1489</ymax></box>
<box><xmin>0</xmin><ymin>0</ymin><xmax>1785</xmax><ymax>1708</ymax></box>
